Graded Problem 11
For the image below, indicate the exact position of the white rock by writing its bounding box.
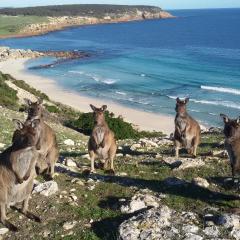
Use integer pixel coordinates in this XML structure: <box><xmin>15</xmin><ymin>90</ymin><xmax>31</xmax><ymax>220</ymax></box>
<box><xmin>0</xmin><ymin>228</ymin><xmax>9</xmax><ymax>235</ymax></box>
<box><xmin>182</xmin><ymin>225</ymin><xmax>199</xmax><ymax>234</ymax></box>
<box><xmin>81</xmin><ymin>154</ymin><xmax>90</xmax><ymax>160</ymax></box>
<box><xmin>63</xmin><ymin>221</ymin><xmax>77</xmax><ymax>230</ymax></box>
<box><xmin>33</xmin><ymin>181</ymin><xmax>58</xmax><ymax>196</ymax></box>
<box><xmin>65</xmin><ymin>158</ymin><xmax>77</xmax><ymax>167</ymax></box>
<box><xmin>64</xmin><ymin>139</ymin><xmax>75</xmax><ymax>146</ymax></box>
<box><xmin>0</xmin><ymin>143</ymin><xmax>5</xmax><ymax>149</ymax></box>
<box><xmin>231</xmin><ymin>229</ymin><xmax>240</xmax><ymax>240</ymax></box>
<box><xmin>217</xmin><ymin>214</ymin><xmax>240</xmax><ymax>229</ymax></box>
<box><xmin>184</xmin><ymin>233</ymin><xmax>203</xmax><ymax>240</ymax></box>
<box><xmin>130</xmin><ymin>143</ymin><xmax>141</xmax><ymax>151</ymax></box>
<box><xmin>192</xmin><ymin>177</ymin><xmax>210</xmax><ymax>188</ymax></box>
<box><xmin>203</xmin><ymin>226</ymin><xmax>219</xmax><ymax>237</ymax></box>
<box><xmin>69</xmin><ymin>193</ymin><xmax>77</xmax><ymax>201</ymax></box>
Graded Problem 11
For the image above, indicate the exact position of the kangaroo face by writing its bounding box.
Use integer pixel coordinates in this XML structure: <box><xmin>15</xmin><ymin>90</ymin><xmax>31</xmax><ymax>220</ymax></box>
<box><xmin>90</xmin><ymin>104</ymin><xmax>107</xmax><ymax>126</ymax></box>
<box><xmin>12</xmin><ymin>119</ymin><xmax>41</xmax><ymax>148</ymax></box>
<box><xmin>175</xmin><ymin>97</ymin><xmax>189</xmax><ymax>115</ymax></box>
<box><xmin>220</xmin><ymin>114</ymin><xmax>240</xmax><ymax>138</ymax></box>
<box><xmin>25</xmin><ymin>98</ymin><xmax>43</xmax><ymax>119</ymax></box>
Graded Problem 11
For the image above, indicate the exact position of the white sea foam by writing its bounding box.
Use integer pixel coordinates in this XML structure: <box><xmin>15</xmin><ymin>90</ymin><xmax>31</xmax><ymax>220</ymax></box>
<box><xmin>201</xmin><ymin>85</ymin><xmax>240</xmax><ymax>95</ymax></box>
<box><xmin>116</xmin><ymin>91</ymin><xmax>126</xmax><ymax>95</ymax></box>
<box><xmin>102</xmin><ymin>79</ymin><xmax>117</xmax><ymax>84</ymax></box>
<box><xmin>191</xmin><ymin>99</ymin><xmax>240</xmax><ymax>110</ymax></box>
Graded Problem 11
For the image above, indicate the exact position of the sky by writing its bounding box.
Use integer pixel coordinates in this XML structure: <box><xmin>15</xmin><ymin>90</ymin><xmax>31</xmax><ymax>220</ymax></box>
<box><xmin>0</xmin><ymin>0</ymin><xmax>240</xmax><ymax>10</ymax></box>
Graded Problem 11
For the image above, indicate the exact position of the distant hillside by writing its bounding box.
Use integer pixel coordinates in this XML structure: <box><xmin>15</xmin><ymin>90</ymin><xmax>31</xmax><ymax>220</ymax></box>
<box><xmin>0</xmin><ymin>4</ymin><xmax>162</xmax><ymax>17</ymax></box>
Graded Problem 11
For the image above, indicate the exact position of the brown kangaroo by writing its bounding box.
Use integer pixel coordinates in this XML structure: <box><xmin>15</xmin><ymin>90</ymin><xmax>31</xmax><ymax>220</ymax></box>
<box><xmin>88</xmin><ymin>104</ymin><xmax>117</xmax><ymax>174</ymax></box>
<box><xmin>0</xmin><ymin>119</ymin><xmax>41</xmax><ymax>231</ymax></box>
<box><xmin>220</xmin><ymin>114</ymin><xmax>240</xmax><ymax>179</ymax></box>
<box><xmin>23</xmin><ymin>98</ymin><xmax>59</xmax><ymax>179</ymax></box>
<box><xmin>174</xmin><ymin>97</ymin><xmax>201</xmax><ymax>158</ymax></box>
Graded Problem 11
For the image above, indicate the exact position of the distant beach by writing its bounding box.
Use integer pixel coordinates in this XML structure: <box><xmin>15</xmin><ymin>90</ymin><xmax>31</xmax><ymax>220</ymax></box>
<box><xmin>0</xmin><ymin>58</ymin><xmax>174</xmax><ymax>135</ymax></box>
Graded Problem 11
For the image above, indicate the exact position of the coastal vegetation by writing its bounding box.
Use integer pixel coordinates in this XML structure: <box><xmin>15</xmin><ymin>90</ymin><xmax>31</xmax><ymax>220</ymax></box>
<box><xmin>0</xmin><ymin>15</ymin><xmax>48</xmax><ymax>35</ymax></box>
<box><xmin>0</xmin><ymin>5</ymin><xmax>162</xmax><ymax>17</ymax></box>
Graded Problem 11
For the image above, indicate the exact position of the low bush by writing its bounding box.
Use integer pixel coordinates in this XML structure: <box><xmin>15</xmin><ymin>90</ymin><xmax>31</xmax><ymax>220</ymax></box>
<box><xmin>0</xmin><ymin>72</ymin><xmax>18</xmax><ymax>109</ymax></box>
<box><xmin>12</xmin><ymin>80</ymin><xmax>49</xmax><ymax>101</ymax></box>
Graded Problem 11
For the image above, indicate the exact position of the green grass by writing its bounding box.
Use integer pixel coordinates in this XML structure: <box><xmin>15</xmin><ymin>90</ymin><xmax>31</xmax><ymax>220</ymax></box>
<box><xmin>0</xmin><ymin>15</ymin><xmax>48</xmax><ymax>35</ymax></box>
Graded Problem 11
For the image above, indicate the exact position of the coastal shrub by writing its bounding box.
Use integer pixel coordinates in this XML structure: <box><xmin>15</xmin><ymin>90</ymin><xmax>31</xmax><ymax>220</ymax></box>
<box><xmin>0</xmin><ymin>73</ymin><xmax>18</xmax><ymax>109</ymax></box>
<box><xmin>44</xmin><ymin>104</ymin><xmax>60</xmax><ymax>113</ymax></box>
<box><xmin>65</xmin><ymin>111</ymin><xmax>164</xmax><ymax>140</ymax></box>
<box><xmin>12</xmin><ymin>80</ymin><xmax>49</xmax><ymax>101</ymax></box>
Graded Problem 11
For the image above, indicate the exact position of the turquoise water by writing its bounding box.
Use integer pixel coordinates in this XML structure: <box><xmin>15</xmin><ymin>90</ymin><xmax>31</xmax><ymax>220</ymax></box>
<box><xmin>1</xmin><ymin>8</ymin><xmax>240</xmax><ymax>127</ymax></box>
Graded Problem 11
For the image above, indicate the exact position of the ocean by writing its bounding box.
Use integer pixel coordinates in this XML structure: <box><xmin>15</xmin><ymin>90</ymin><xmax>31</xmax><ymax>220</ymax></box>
<box><xmin>0</xmin><ymin>8</ymin><xmax>240</xmax><ymax>127</ymax></box>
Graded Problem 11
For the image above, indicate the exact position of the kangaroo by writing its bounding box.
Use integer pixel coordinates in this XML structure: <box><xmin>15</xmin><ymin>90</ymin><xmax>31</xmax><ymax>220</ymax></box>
<box><xmin>23</xmin><ymin>98</ymin><xmax>59</xmax><ymax>179</ymax></box>
<box><xmin>174</xmin><ymin>97</ymin><xmax>201</xmax><ymax>158</ymax></box>
<box><xmin>220</xmin><ymin>114</ymin><xmax>240</xmax><ymax>179</ymax></box>
<box><xmin>88</xmin><ymin>104</ymin><xmax>117</xmax><ymax>174</ymax></box>
<box><xmin>0</xmin><ymin>119</ymin><xmax>41</xmax><ymax>231</ymax></box>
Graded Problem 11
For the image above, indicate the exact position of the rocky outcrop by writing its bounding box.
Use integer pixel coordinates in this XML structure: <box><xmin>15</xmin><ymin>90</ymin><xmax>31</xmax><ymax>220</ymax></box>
<box><xmin>0</xmin><ymin>47</ymin><xmax>42</xmax><ymax>61</ymax></box>
<box><xmin>119</xmin><ymin>204</ymin><xmax>240</xmax><ymax>240</ymax></box>
<box><xmin>19</xmin><ymin>9</ymin><xmax>174</xmax><ymax>37</ymax></box>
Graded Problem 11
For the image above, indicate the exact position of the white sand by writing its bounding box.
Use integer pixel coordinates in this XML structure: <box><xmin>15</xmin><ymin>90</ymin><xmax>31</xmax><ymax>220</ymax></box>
<box><xmin>0</xmin><ymin>58</ymin><xmax>175</xmax><ymax>135</ymax></box>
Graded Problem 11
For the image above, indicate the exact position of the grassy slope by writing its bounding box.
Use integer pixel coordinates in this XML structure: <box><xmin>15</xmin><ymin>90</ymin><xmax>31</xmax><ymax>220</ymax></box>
<box><xmin>0</xmin><ymin>15</ymin><xmax>48</xmax><ymax>35</ymax></box>
<box><xmin>0</xmin><ymin>76</ymin><xmax>239</xmax><ymax>239</ymax></box>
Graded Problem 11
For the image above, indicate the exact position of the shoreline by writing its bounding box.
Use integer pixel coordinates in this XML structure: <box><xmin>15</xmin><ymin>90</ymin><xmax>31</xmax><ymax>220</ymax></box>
<box><xmin>0</xmin><ymin>58</ymin><xmax>174</xmax><ymax>135</ymax></box>
<box><xmin>0</xmin><ymin>16</ymin><xmax>174</xmax><ymax>40</ymax></box>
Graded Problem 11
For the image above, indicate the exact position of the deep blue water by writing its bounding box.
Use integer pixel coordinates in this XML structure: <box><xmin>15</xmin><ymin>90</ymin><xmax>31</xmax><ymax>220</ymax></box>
<box><xmin>1</xmin><ymin>8</ymin><xmax>240</xmax><ymax>127</ymax></box>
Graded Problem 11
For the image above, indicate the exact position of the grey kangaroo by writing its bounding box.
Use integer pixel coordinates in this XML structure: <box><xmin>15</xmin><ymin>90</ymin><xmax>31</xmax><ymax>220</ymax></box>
<box><xmin>174</xmin><ymin>97</ymin><xmax>201</xmax><ymax>158</ymax></box>
<box><xmin>88</xmin><ymin>104</ymin><xmax>117</xmax><ymax>174</ymax></box>
<box><xmin>220</xmin><ymin>114</ymin><xmax>240</xmax><ymax>179</ymax></box>
<box><xmin>24</xmin><ymin>98</ymin><xmax>59</xmax><ymax>179</ymax></box>
<box><xmin>0</xmin><ymin>119</ymin><xmax>41</xmax><ymax>231</ymax></box>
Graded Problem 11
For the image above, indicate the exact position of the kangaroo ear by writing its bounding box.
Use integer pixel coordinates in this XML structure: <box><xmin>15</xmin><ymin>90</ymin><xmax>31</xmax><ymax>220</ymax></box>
<box><xmin>24</xmin><ymin>98</ymin><xmax>32</xmax><ymax>106</ymax></box>
<box><xmin>37</xmin><ymin>98</ymin><xmax>43</xmax><ymax>105</ymax></box>
<box><xmin>101</xmin><ymin>105</ymin><xmax>107</xmax><ymax>111</ymax></box>
<box><xmin>90</xmin><ymin>104</ymin><xmax>97</xmax><ymax>112</ymax></box>
<box><xmin>12</xmin><ymin>119</ymin><xmax>24</xmax><ymax>130</ymax></box>
<box><xmin>31</xmin><ymin>119</ymin><xmax>41</xmax><ymax>129</ymax></box>
<box><xmin>176</xmin><ymin>97</ymin><xmax>180</xmax><ymax>103</ymax></box>
<box><xmin>185</xmin><ymin>98</ymin><xmax>189</xmax><ymax>104</ymax></box>
<box><xmin>220</xmin><ymin>113</ymin><xmax>229</xmax><ymax>123</ymax></box>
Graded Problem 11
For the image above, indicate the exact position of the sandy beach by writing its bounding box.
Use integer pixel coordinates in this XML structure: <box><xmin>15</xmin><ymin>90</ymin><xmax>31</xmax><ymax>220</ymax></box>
<box><xmin>0</xmin><ymin>58</ymin><xmax>174</xmax><ymax>135</ymax></box>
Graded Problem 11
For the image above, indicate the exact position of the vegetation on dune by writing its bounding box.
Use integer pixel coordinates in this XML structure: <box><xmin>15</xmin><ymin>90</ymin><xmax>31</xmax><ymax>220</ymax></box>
<box><xmin>0</xmin><ymin>71</ymin><xmax>18</xmax><ymax>109</ymax></box>
<box><xmin>0</xmin><ymin>4</ymin><xmax>162</xmax><ymax>17</ymax></box>
<box><xmin>0</xmin><ymin>15</ymin><xmax>48</xmax><ymax>35</ymax></box>
<box><xmin>12</xmin><ymin>79</ymin><xmax>49</xmax><ymax>100</ymax></box>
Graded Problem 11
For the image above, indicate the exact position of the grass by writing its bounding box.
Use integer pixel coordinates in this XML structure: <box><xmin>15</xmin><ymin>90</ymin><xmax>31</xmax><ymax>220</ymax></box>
<box><xmin>0</xmin><ymin>15</ymin><xmax>48</xmax><ymax>35</ymax></box>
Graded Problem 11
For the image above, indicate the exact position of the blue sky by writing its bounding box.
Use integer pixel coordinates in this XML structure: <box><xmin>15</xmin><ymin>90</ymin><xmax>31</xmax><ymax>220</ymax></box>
<box><xmin>0</xmin><ymin>0</ymin><xmax>240</xmax><ymax>10</ymax></box>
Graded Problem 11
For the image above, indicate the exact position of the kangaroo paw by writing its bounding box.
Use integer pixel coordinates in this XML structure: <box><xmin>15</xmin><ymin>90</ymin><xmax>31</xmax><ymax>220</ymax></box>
<box><xmin>4</xmin><ymin>220</ymin><xmax>18</xmax><ymax>232</ymax></box>
<box><xmin>25</xmin><ymin>211</ymin><xmax>41</xmax><ymax>223</ymax></box>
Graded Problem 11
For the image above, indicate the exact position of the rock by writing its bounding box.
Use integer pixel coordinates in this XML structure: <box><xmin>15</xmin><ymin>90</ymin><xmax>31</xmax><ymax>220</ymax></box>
<box><xmin>116</xmin><ymin>153</ymin><xmax>124</xmax><ymax>157</ymax></box>
<box><xmin>184</xmin><ymin>233</ymin><xmax>203</xmax><ymax>240</ymax></box>
<box><xmin>65</xmin><ymin>158</ymin><xmax>77</xmax><ymax>167</ymax></box>
<box><xmin>140</xmin><ymin>139</ymin><xmax>158</xmax><ymax>148</ymax></box>
<box><xmin>0</xmin><ymin>143</ymin><xmax>5</xmax><ymax>149</ymax></box>
<box><xmin>119</xmin><ymin>206</ymin><xmax>172</xmax><ymax>240</ymax></box>
<box><xmin>212</xmin><ymin>150</ymin><xmax>228</xmax><ymax>158</ymax></box>
<box><xmin>130</xmin><ymin>143</ymin><xmax>141</xmax><ymax>151</ymax></box>
<box><xmin>120</xmin><ymin>193</ymin><xmax>160</xmax><ymax>214</ymax></box>
<box><xmin>64</xmin><ymin>139</ymin><xmax>75</xmax><ymax>146</ymax></box>
<box><xmin>163</xmin><ymin>177</ymin><xmax>186</xmax><ymax>186</ymax></box>
<box><xmin>63</xmin><ymin>221</ymin><xmax>77</xmax><ymax>230</ymax></box>
<box><xmin>157</xmin><ymin>138</ymin><xmax>173</xmax><ymax>145</ymax></box>
<box><xmin>69</xmin><ymin>193</ymin><xmax>78</xmax><ymax>201</ymax></box>
<box><xmin>81</xmin><ymin>154</ymin><xmax>90</xmax><ymax>160</ymax></box>
<box><xmin>118</xmin><ymin>172</ymin><xmax>128</xmax><ymax>176</ymax></box>
<box><xmin>192</xmin><ymin>177</ymin><xmax>210</xmax><ymax>188</ymax></box>
<box><xmin>216</xmin><ymin>214</ymin><xmax>240</xmax><ymax>229</ymax></box>
<box><xmin>0</xmin><ymin>228</ymin><xmax>9</xmax><ymax>235</ymax></box>
<box><xmin>203</xmin><ymin>226</ymin><xmax>219</xmax><ymax>237</ymax></box>
<box><xmin>33</xmin><ymin>181</ymin><xmax>58</xmax><ymax>196</ymax></box>
<box><xmin>164</xmin><ymin>157</ymin><xmax>205</xmax><ymax>170</ymax></box>
<box><xmin>231</xmin><ymin>229</ymin><xmax>240</xmax><ymax>240</ymax></box>
<box><xmin>182</xmin><ymin>225</ymin><xmax>199</xmax><ymax>234</ymax></box>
